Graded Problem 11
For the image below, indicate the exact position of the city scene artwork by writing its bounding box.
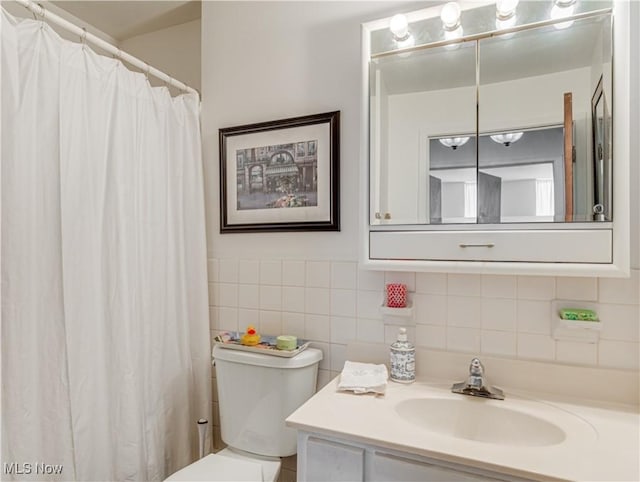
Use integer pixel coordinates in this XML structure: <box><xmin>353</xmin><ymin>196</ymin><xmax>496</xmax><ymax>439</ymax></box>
<box><xmin>235</xmin><ymin>140</ymin><xmax>318</xmax><ymax>210</ymax></box>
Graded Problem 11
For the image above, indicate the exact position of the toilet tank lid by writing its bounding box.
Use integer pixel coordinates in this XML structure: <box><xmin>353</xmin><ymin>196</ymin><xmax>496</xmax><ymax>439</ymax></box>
<box><xmin>213</xmin><ymin>345</ymin><xmax>323</xmax><ymax>369</ymax></box>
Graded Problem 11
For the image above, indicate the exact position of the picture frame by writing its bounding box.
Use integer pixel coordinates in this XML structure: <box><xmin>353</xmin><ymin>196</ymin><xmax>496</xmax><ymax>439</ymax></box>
<box><xmin>590</xmin><ymin>74</ymin><xmax>611</xmax><ymax>221</ymax></box>
<box><xmin>219</xmin><ymin>111</ymin><xmax>340</xmax><ymax>232</ymax></box>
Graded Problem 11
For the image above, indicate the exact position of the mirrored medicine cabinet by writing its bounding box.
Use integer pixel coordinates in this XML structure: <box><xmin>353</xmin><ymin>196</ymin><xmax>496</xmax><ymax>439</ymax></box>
<box><xmin>361</xmin><ymin>0</ymin><xmax>631</xmax><ymax>276</ymax></box>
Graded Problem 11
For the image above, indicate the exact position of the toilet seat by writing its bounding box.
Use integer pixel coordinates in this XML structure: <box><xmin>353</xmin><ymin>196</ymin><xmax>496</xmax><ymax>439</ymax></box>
<box><xmin>164</xmin><ymin>449</ymin><xmax>281</xmax><ymax>482</ymax></box>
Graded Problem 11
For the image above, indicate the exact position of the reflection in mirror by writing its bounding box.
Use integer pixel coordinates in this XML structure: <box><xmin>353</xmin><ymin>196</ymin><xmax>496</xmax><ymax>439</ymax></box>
<box><xmin>591</xmin><ymin>75</ymin><xmax>611</xmax><ymax>221</ymax></box>
<box><xmin>431</xmin><ymin>127</ymin><xmax>562</xmax><ymax>223</ymax></box>
<box><xmin>368</xmin><ymin>4</ymin><xmax>613</xmax><ymax>226</ymax></box>
<box><xmin>478</xmin><ymin>14</ymin><xmax>612</xmax><ymax>223</ymax></box>
<box><xmin>369</xmin><ymin>41</ymin><xmax>476</xmax><ymax>225</ymax></box>
<box><xmin>429</xmin><ymin>137</ymin><xmax>477</xmax><ymax>224</ymax></box>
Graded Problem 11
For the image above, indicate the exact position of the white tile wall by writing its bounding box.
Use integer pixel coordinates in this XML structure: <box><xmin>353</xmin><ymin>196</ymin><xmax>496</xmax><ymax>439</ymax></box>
<box><xmin>282</xmin><ymin>260</ymin><xmax>306</xmax><ymax>286</ymax></box>
<box><xmin>517</xmin><ymin>276</ymin><xmax>556</xmax><ymax>300</ymax></box>
<box><xmin>481</xmin><ymin>275</ymin><xmax>517</xmax><ymax>299</ymax></box>
<box><xmin>331</xmin><ymin>262</ymin><xmax>357</xmax><ymax>289</ymax></box>
<box><xmin>238</xmin><ymin>260</ymin><xmax>259</xmax><ymax>284</ymax></box>
<box><xmin>448</xmin><ymin>274</ymin><xmax>482</xmax><ymax>297</ymax></box>
<box><xmin>599</xmin><ymin>270</ymin><xmax>640</xmax><ymax>305</ymax></box>
<box><xmin>282</xmin><ymin>286</ymin><xmax>305</xmax><ymax>313</ymax></box>
<box><xmin>556</xmin><ymin>277</ymin><xmax>598</xmax><ymax>301</ymax></box>
<box><xmin>219</xmin><ymin>259</ymin><xmax>239</xmax><ymax>283</ymax></box>
<box><xmin>414</xmin><ymin>294</ymin><xmax>446</xmax><ymax>325</ymax></box>
<box><xmin>446</xmin><ymin>327</ymin><xmax>481</xmax><ymax>353</ymax></box>
<box><xmin>416</xmin><ymin>273</ymin><xmax>447</xmax><ymax>295</ymax></box>
<box><xmin>260</xmin><ymin>260</ymin><xmax>282</xmax><ymax>285</ymax></box>
<box><xmin>209</xmin><ymin>259</ymin><xmax>640</xmax><ymax>375</ymax></box>
<box><xmin>238</xmin><ymin>284</ymin><xmax>260</xmax><ymax>309</ymax></box>
<box><xmin>306</xmin><ymin>261</ymin><xmax>331</xmax><ymax>288</ymax></box>
<box><xmin>209</xmin><ymin>258</ymin><xmax>640</xmax><ymax>455</ymax></box>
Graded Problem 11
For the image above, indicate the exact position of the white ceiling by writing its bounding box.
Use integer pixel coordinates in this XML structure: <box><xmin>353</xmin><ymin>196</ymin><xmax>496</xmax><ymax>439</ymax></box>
<box><xmin>51</xmin><ymin>0</ymin><xmax>201</xmax><ymax>42</ymax></box>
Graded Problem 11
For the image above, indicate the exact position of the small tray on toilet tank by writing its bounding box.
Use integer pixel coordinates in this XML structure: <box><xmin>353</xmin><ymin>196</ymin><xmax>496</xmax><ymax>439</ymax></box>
<box><xmin>213</xmin><ymin>331</ymin><xmax>311</xmax><ymax>358</ymax></box>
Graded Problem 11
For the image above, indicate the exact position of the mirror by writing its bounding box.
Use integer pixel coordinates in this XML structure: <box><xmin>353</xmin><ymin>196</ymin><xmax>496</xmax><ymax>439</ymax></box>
<box><xmin>370</xmin><ymin>41</ymin><xmax>476</xmax><ymax>224</ymax></box>
<box><xmin>369</xmin><ymin>4</ymin><xmax>613</xmax><ymax>226</ymax></box>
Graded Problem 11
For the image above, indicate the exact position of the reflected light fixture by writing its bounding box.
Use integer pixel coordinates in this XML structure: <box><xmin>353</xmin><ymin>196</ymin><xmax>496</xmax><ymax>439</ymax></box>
<box><xmin>550</xmin><ymin>0</ymin><xmax>577</xmax><ymax>30</ymax></box>
<box><xmin>490</xmin><ymin>132</ymin><xmax>523</xmax><ymax>146</ymax></box>
<box><xmin>439</xmin><ymin>136</ymin><xmax>470</xmax><ymax>150</ymax></box>
<box><xmin>441</xmin><ymin>2</ymin><xmax>463</xmax><ymax>42</ymax></box>
<box><xmin>495</xmin><ymin>0</ymin><xmax>519</xmax><ymax>31</ymax></box>
<box><xmin>389</xmin><ymin>14</ymin><xmax>415</xmax><ymax>49</ymax></box>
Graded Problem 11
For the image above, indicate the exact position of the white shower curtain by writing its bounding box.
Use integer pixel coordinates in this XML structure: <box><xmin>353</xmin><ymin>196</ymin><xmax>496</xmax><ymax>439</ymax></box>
<box><xmin>1</xmin><ymin>9</ymin><xmax>211</xmax><ymax>481</ymax></box>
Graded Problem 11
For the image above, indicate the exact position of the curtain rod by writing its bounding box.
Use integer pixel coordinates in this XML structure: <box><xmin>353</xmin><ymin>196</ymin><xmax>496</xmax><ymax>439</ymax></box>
<box><xmin>14</xmin><ymin>0</ymin><xmax>199</xmax><ymax>97</ymax></box>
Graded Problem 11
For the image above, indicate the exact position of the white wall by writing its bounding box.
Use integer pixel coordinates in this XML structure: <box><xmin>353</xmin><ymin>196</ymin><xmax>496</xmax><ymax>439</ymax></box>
<box><xmin>387</xmin><ymin>84</ymin><xmax>476</xmax><ymax>222</ymax></box>
<box><xmin>120</xmin><ymin>19</ymin><xmax>201</xmax><ymax>93</ymax></box>
<box><xmin>502</xmin><ymin>180</ymin><xmax>537</xmax><ymax>218</ymax></box>
<box><xmin>202</xmin><ymin>1</ymin><xmax>427</xmax><ymax>261</ymax></box>
<box><xmin>441</xmin><ymin>182</ymin><xmax>466</xmax><ymax>219</ymax></box>
<box><xmin>200</xmin><ymin>0</ymin><xmax>639</xmax><ymax>465</ymax></box>
<box><xmin>202</xmin><ymin>1</ymin><xmax>640</xmax><ymax>464</ymax></box>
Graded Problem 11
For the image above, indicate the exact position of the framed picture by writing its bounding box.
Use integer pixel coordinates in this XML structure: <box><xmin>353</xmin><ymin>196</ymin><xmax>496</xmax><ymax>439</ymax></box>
<box><xmin>219</xmin><ymin>111</ymin><xmax>340</xmax><ymax>232</ymax></box>
<box><xmin>590</xmin><ymin>74</ymin><xmax>611</xmax><ymax>220</ymax></box>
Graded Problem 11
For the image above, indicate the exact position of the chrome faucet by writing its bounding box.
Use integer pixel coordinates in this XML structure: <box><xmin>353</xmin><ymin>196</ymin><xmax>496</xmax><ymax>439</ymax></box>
<box><xmin>451</xmin><ymin>358</ymin><xmax>504</xmax><ymax>400</ymax></box>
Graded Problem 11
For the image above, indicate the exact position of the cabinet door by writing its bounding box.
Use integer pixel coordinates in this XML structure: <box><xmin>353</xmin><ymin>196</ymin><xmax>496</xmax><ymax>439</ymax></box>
<box><xmin>305</xmin><ymin>437</ymin><xmax>364</xmax><ymax>482</ymax></box>
<box><xmin>371</xmin><ymin>452</ymin><xmax>508</xmax><ymax>482</ymax></box>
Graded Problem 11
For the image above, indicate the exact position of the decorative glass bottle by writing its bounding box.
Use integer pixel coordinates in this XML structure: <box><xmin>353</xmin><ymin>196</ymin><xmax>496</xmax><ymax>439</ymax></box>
<box><xmin>390</xmin><ymin>327</ymin><xmax>415</xmax><ymax>383</ymax></box>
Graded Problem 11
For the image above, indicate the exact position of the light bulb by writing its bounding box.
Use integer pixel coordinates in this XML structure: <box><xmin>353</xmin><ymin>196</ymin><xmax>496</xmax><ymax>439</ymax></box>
<box><xmin>550</xmin><ymin>0</ymin><xmax>576</xmax><ymax>30</ymax></box>
<box><xmin>496</xmin><ymin>0</ymin><xmax>519</xmax><ymax>20</ymax></box>
<box><xmin>389</xmin><ymin>14</ymin><xmax>409</xmax><ymax>41</ymax></box>
<box><xmin>440</xmin><ymin>2</ymin><xmax>461</xmax><ymax>30</ymax></box>
<box><xmin>496</xmin><ymin>14</ymin><xmax>517</xmax><ymax>31</ymax></box>
<box><xmin>397</xmin><ymin>35</ymin><xmax>415</xmax><ymax>50</ymax></box>
<box><xmin>444</xmin><ymin>25</ymin><xmax>464</xmax><ymax>44</ymax></box>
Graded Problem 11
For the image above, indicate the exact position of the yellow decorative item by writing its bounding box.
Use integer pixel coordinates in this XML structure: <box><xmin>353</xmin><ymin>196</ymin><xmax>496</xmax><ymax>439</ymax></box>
<box><xmin>241</xmin><ymin>325</ymin><xmax>261</xmax><ymax>346</ymax></box>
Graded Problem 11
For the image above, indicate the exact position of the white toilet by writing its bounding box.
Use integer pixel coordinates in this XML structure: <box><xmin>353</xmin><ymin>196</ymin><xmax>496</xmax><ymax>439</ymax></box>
<box><xmin>166</xmin><ymin>345</ymin><xmax>323</xmax><ymax>482</ymax></box>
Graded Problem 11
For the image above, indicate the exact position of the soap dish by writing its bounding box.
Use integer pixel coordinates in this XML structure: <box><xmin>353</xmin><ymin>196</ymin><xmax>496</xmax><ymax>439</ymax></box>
<box><xmin>551</xmin><ymin>300</ymin><xmax>601</xmax><ymax>344</ymax></box>
<box><xmin>380</xmin><ymin>301</ymin><xmax>414</xmax><ymax>322</ymax></box>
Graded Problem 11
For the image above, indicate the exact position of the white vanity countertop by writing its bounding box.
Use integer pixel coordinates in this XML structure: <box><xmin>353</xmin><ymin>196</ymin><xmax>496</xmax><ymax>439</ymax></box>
<box><xmin>286</xmin><ymin>376</ymin><xmax>640</xmax><ymax>481</ymax></box>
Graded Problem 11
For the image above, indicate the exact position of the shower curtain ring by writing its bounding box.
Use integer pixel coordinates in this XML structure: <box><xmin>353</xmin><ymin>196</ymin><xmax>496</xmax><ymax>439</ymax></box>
<box><xmin>33</xmin><ymin>3</ymin><xmax>45</xmax><ymax>25</ymax></box>
<box><xmin>144</xmin><ymin>63</ymin><xmax>151</xmax><ymax>83</ymax></box>
<box><xmin>80</xmin><ymin>27</ymin><xmax>87</xmax><ymax>49</ymax></box>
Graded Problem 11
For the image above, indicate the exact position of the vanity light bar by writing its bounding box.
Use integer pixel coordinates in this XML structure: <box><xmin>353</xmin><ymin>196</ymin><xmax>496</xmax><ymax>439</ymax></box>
<box><xmin>389</xmin><ymin>14</ymin><xmax>410</xmax><ymax>41</ymax></box>
<box><xmin>371</xmin><ymin>7</ymin><xmax>611</xmax><ymax>59</ymax></box>
<box><xmin>550</xmin><ymin>0</ymin><xmax>579</xmax><ymax>29</ymax></box>
<box><xmin>496</xmin><ymin>0</ymin><xmax>520</xmax><ymax>21</ymax></box>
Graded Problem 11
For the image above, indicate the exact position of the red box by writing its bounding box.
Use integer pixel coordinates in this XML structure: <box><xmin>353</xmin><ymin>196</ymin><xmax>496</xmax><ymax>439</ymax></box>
<box><xmin>386</xmin><ymin>283</ymin><xmax>407</xmax><ymax>308</ymax></box>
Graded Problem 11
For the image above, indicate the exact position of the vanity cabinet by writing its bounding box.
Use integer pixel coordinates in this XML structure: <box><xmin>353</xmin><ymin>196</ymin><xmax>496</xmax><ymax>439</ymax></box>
<box><xmin>297</xmin><ymin>432</ymin><xmax>533</xmax><ymax>482</ymax></box>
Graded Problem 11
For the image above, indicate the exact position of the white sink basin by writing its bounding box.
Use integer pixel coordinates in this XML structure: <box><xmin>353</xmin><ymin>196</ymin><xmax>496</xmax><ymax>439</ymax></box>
<box><xmin>396</xmin><ymin>397</ymin><xmax>577</xmax><ymax>447</ymax></box>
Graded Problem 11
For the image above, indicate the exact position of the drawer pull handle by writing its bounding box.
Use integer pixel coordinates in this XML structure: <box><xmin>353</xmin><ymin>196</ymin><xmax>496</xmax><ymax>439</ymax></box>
<box><xmin>459</xmin><ymin>243</ymin><xmax>495</xmax><ymax>248</ymax></box>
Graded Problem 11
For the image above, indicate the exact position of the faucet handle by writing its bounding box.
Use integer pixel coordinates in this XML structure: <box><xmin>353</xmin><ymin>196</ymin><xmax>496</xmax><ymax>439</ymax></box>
<box><xmin>469</xmin><ymin>357</ymin><xmax>484</xmax><ymax>376</ymax></box>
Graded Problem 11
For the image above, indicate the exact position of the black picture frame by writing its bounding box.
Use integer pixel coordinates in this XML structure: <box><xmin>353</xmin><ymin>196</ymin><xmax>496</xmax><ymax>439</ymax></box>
<box><xmin>219</xmin><ymin>111</ymin><xmax>340</xmax><ymax>233</ymax></box>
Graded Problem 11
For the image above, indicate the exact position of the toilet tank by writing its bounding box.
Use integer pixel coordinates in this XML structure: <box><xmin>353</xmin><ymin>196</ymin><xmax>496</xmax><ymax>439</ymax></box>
<box><xmin>212</xmin><ymin>345</ymin><xmax>322</xmax><ymax>457</ymax></box>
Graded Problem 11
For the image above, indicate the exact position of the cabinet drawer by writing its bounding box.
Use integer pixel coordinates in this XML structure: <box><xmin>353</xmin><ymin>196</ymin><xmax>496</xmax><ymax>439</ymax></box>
<box><xmin>370</xmin><ymin>229</ymin><xmax>612</xmax><ymax>263</ymax></box>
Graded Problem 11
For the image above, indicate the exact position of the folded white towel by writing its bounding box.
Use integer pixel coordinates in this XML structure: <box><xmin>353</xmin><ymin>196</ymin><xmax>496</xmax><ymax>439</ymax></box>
<box><xmin>337</xmin><ymin>361</ymin><xmax>388</xmax><ymax>395</ymax></box>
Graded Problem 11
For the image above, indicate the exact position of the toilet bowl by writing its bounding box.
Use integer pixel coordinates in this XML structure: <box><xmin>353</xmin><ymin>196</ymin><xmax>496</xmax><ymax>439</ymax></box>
<box><xmin>165</xmin><ymin>346</ymin><xmax>322</xmax><ymax>481</ymax></box>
